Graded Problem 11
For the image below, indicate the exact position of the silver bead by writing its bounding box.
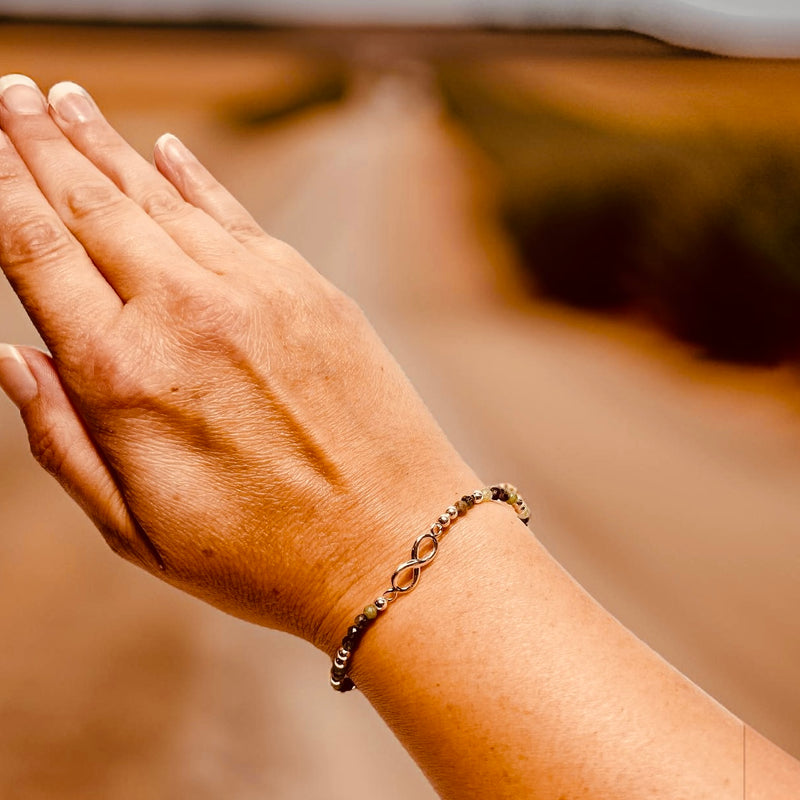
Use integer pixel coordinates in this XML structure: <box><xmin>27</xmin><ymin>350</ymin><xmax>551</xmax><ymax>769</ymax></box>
<box><xmin>446</xmin><ymin>505</ymin><xmax>458</xmax><ymax>520</ymax></box>
<box><xmin>375</xmin><ymin>596</ymin><xmax>388</xmax><ymax>611</ymax></box>
<box><xmin>431</xmin><ymin>522</ymin><xmax>444</xmax><ymax>537</ymax></box>
<box><xmin>334</xmin><ymin>655</ymin><xmax>348</xmax><ymax>669</ymax></box>
<box><xmin>437</xmin><ymin>513</ymin><xmax>451</xmax><ymax>528</ymax></box>
<box><xmin>472</xmin><ymin>490</ymin><xmax>484</xmax><ymax>503</ymax></box>
<box><xmin>330</xmin><ymin>676</ymin><xmax>342</xmax><ymax>689</ymax></box>
<box><xmin>337</xmin><ymin>647</ymin><xmax>350</xmax><ymax>659</ymax></box>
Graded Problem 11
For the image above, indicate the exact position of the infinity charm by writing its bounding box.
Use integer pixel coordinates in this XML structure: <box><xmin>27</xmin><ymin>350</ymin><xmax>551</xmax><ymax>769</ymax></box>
<box><xmin>389</xmin><ymin>532</ymin><xmax>439</xmax><ymax>593</ymax></box>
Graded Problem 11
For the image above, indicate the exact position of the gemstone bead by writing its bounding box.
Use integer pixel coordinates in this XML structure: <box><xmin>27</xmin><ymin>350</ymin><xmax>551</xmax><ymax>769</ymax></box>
<box><xmin>455</xmin><ymin>500</ymin><xmax>468</xmax><ymax>516</ymax></box>
<box><xmin>364</xmin><ymin>604</ymin><xmax>378</xmax><ymax>620</ymax></box>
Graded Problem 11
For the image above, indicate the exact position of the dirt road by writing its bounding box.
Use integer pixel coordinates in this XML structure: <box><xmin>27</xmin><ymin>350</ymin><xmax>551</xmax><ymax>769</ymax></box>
<box><xmin>0</xmin><ymin>28</ymin><xmax>799</xmax><ymax>799</ymax></box>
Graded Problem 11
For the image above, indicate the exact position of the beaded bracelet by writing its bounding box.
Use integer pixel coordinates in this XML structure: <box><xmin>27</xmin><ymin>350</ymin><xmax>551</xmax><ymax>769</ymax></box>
<box><xmin>330</xmin><ymin>483</ymin><xmax>530</xmax><ymax>692</ymax></box>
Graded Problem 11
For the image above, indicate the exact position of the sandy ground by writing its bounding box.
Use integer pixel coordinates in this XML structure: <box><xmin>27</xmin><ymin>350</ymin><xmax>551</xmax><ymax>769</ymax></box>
<box><xmin>0</xmin><ymin>24</ymin><xmax>799</xmax><ymax>799</ymax></box>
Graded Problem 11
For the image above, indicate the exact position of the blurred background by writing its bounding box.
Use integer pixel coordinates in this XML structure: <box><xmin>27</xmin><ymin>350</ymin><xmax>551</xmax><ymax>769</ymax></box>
<box><xmin>1</xmin><ymin>3</ymin><xmax>799</xmax><ymax>798</ymax></box>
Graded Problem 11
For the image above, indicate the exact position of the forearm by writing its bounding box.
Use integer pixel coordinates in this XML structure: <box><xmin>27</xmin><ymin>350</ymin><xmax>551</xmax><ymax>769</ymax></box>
<box><xmin>343</xmin><ymin>496</ymin><xmax>793</xmax><ymax>799</ymax></box>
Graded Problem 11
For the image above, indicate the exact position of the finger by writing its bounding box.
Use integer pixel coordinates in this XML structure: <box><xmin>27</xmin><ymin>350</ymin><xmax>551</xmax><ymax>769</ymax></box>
<box><xmin>0</xmin><ymin>343</ymin><xmax>164</xmax><ymax>571</ymax></box>
<box><xmin>0</xmin><ymin>125</ymin><xmax>121</xmax><ymax>354</ymax></box>
<box><xmin>153</xmin><ymin>133</ymin><xmax>291</xmax><ymax>263</ymax></box>
<box><xmin>48</xmin><ymin>81</ymin><xmax>254</xmax><ymax>276</ymax></box>
<box><xmin>0</xmin><ymin>75</ymin><xmax>199</xmax><ymax>300</ymax></box>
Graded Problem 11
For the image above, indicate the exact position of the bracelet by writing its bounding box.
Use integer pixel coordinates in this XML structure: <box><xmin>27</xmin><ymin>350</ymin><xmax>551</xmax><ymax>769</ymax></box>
<box><xmin>330</xmin><ymin>483</ymin><xmax>530</xmax><ymax>692</ymax></box>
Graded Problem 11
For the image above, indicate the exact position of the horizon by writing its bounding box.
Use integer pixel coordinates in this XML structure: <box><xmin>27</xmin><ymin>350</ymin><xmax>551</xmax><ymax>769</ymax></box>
<box><xmin>1</xmin><ymin>0</ymin><xmax>800</xmax><ymax>57</ymax></box>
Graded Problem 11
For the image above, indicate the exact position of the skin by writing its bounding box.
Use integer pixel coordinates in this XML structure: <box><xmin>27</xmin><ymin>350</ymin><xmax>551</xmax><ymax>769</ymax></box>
<box><xmin>0</xmin><ymin>75</ymin><xmax>798</xmax><ymax>798</ymax></box>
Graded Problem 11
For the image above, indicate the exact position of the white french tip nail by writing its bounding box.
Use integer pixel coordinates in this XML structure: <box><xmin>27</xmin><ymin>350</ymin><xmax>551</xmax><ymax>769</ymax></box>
<box><xmin>47</xmin><ymin>80</ymin><xmax>89</xmax><ymax>105</ymax></box>
<box><xmin>155</xmin><ymin>132</ymin><xmax>193</xmax><ymax>166</ymax></box>
<box><xmin>155</xmin><ymin>132</ymin><xmax>178</xmax><ymax>150</ymax></box>
<box><xmin>0</xmin><ymin>343</ymin><xmax>38</xmax><ymax>409</ymax></box>
<box><xmin>0</xmin><ymin>74</ymin><xmax>39</xmax><ymax>94</ymax></box>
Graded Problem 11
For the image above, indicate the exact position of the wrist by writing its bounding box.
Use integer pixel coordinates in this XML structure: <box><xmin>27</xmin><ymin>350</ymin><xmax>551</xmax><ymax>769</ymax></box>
<box><xmin>322</xmin><ymin>480</ymin><xmax>532</xmax><ymax>691</ymax></box>
<box><xmin>309</xmin><ymin>457</ymin><xmax>484</xmax><ymax>656</ymax></box>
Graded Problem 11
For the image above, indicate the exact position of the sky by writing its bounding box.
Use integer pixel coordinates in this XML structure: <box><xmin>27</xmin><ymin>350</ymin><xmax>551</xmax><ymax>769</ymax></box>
<box><xmin>2</xmin><ymin>0</ymin><xmax>800</xmax><ymax>56</ymax></box>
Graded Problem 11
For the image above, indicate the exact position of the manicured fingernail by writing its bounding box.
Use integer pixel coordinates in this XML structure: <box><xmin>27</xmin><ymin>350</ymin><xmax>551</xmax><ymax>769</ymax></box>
<box><xmin>48</xmin><ymin>81</ymin><xmax>98</xmax><ymax>124</ymax></box>
<box><xmin>0</xmin><ymin>74</ymin><xmax>46</xmax><ymax>114</ymax></box>
<box><xmin>0</xmin><ymin>344</ymin><xmax>38</xmax><ymax>408</ymax></box>
<box><xmin>155</xmin><ymin>133</ymin><xmax>195</xmax><ymax>167</ymax></box>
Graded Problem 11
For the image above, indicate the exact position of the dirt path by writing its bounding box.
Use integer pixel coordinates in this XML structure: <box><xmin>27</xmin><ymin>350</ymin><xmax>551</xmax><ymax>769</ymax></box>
<box><xmin>0</xmin><ymin>49</ymin><xmax>799</xmax><ymax>800</ymax></box>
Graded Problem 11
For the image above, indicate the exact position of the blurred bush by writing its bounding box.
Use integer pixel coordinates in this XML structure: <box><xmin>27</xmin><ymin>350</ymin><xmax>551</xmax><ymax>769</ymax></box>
<box><xmin>437</xmin><ymin>63</ymin><xmax>800</xmax><ymax>364</ymax></box>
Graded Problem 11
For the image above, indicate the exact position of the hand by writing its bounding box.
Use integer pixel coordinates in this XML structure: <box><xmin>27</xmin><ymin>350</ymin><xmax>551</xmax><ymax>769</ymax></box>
<box><xmin>0</xmin><ymin>75</ymin><xmax>477</xmax><ymax>650</ymax></box>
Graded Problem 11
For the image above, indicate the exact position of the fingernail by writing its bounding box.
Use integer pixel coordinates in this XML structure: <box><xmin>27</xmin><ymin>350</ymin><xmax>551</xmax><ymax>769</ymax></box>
<box><xmin>155</xmin><ymin>133</ymin><xmax>195</xmax><ymax>167</ymax></box>
<box><xmin>0</xmin><ymin>344</ymin><xmax>38</xmax><ymax>408</ymax></box>
<box><xmin>0</xmin><ymin>74</ymin><xmax>46</xmax><ymax>114</ymax></box>
<box><xmin>48</xmin><ymin>81</ymin><xmax>98</xmax><ymax>124</ymax></box>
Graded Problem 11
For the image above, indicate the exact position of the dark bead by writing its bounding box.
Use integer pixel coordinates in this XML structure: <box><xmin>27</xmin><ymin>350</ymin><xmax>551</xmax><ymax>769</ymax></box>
<box><xmin>346</xmin><ymin>625</ymin><xmax>361</xmax><ymax>639</ymax></box>
<box><xmin>332</xmin><ymin>673</ymin><xmax>352</xmax><ymax>692</ymax></box>
<box><xmin>455</xmin><ymin>500</ymin><xmax>468</xmax><ymax>516</ymax></box>
<box><xmin>342</xmin><ymin>634</ymin><xmax>357</xmax><ymax>651</ymax></box>
<box><xmin>491</xmin><ymin>486</ymin><xmax>501</xmax><ymax>500</ymax></box>
<box><xmin>354</xmin><ymin>614</ymin><xmax>370</xmax><ymax>629</ymax></box>
<box><xmin>332</xmin><ymin>666</ymin><xmax>348</xmax><ymax>679</ymax></box>
<box><xmin>462</xmin><ymin>494</ymin><xmax>475</xmax><ymax>508</ymax></box>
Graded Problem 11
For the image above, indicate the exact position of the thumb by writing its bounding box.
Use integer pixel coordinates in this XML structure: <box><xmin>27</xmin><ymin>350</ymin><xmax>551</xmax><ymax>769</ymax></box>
<box><xmin>0</xmin><ymin>343</ymin><xmax>163</xmax><ymax>571</ymax></box>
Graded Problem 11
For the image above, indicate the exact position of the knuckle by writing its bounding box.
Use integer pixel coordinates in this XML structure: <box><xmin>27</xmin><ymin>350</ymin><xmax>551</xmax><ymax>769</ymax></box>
<box><xmin>1</xmin><ymin>212</ymin><xmax>73</xmax><ymax>267</ymax></box>
<box><xmin>0</xmin><ymin>156</ymin><xmax>24</xmax><ymax>183</ymax></box>
<box><xmin>64</xmin><ymin>181</ymin><xmax>128</xmax><ymax>220</ymax></box>
<box><xmin>153</xmin><ymin>283</ymin><xmax>257</xmax><ymax>363</ymax></box>
<box><xmin>170</xmin><ymin>284</ymin><xmax>250</xmax><ymax>338</ymax></box>
<box><xmin>87</xmin><ymin>345</ymin><xmax>151</xmax><ymax>408</ymax></box>
<box><xmin>262</xmin><ymin>236</ymin><xmax>298</xmax><ymax>261</ymax></box>
<box><xmin>28</xmin><ymin>421</ymin><xmax>67</xmax><ymax>478</ymax></box>
<box><xmin>140</xmin><ymin>186</ymin><xmax>190</xmax><ymax>222</ymax></box>
<box><xmin>226</xmin><ymin>215</ymin><xmax>267</xmax><ymax>243</ymax></box>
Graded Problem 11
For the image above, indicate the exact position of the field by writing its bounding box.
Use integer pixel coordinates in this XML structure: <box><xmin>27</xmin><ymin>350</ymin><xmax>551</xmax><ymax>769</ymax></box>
<box><xmin>437</xmin><ymin>40</ymin><xmax>800</xmax><ymax>362</ymax></box>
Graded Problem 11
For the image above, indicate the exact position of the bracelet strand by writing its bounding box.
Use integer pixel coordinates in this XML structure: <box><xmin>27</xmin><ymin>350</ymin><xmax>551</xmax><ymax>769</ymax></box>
<box><xmin>330</xmin><ymin>483</ymin><xmax>530</xmax><ymax>692</ymax></box>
